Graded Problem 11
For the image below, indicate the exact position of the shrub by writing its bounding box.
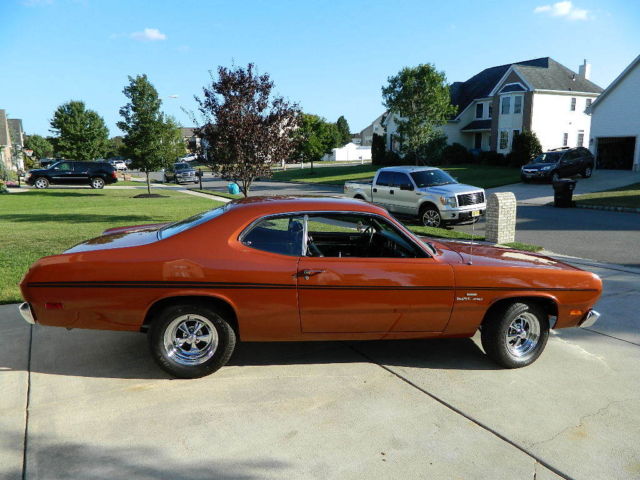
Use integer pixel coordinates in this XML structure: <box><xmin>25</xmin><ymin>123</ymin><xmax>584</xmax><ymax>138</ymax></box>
<box><xmin>442</xmin><ymin>143</ymin><xmax>473</xmax><ymax>165</ymax></box>
<box><xmin>510</xmin><ymin>131</ymin><xmax>542</xmax><ymax>167</ymax></box>
<box><xmin>416</xmin><ymin>133</ymin><xmax>447</xmax><ymax>165</ymax></box>
<box><xmin>371</xmin><ymin>133</ymin><xmax>386</xmax><ymax>166</ymax></box>
<box><xmin>383</xmin><ymin>150</ymin><xmax>402</xmax><ymax>165</ymax></box>
<box><xmin>478</xmin><ymin>150</ymin><xmax>507</xmax><ymax>166</ymax></box>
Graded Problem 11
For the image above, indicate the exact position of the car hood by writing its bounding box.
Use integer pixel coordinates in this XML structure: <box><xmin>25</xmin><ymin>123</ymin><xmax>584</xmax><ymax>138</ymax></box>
<box><xmin>64</xmin><ymin>223</ymin><xmax>169</xmax><ymax>253</ymax></box>
<box><xmin>418</xmin><ymin>183</ymin><xmax>483</xmax><ymax>195</ymax></box>
<box><xmin>523</xmin><ymin>162</ymin><xmax>556</xmax><ymax>169</ymax></box>
<box><xmin>27</xmin><ymin>168</ymin><xmax>48</xmax><ymax>174</ymax></box>
<box><xmin>429</xmin><ymin>239</ymin><xmax>578</xmax><ymax>271</ymax></box>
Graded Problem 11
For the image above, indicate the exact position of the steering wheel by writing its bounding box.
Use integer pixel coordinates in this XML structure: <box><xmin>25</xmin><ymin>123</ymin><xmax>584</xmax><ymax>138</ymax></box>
<box><xmin>306</xmin><ymin>235</ymin><xmax>324</xmax><ymax>257</ymax></box>
<box><xmin>362</xmin><ymin>225</ymin><xmax>376</xmax><ymax>253</ymax></box>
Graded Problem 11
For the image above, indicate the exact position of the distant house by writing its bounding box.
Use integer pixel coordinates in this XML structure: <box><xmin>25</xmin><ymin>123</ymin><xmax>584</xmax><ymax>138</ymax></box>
<box><xmin>382</xmin><ymin>57</ymin><xmax>602</xmax><ymax>156</ymax></box>
<box><xmin>181</xmin><ymin>127</ymin><xmax>201</xmax><ymax>153</ymax></box>
<box><xmin>358</xmin><ymin>113</ymin><xmax>386</xmax><ymax>146</ymax></box>
<box><xmin>0</xmin><ymin>110</ymin><xmax>13</xmax><ymax>171</ymax></box>
<box><xmin>0</xmin><ymin>111</ymin><xmax>26</xmax><ymax>171</ymax></box>
<box><xmin>322</xmin><ymin>142</ymin><xmax>372</xmax><ymax>162</ymax></box>
<box><xmin>8</xmin><ymin>118</ymin><xmax>25</xmax><ymax>170</ymax></box>
<box><xmin>589</xmin><ymin>55</ymin><xmax>640</xmax><ymax>171</ymax></box>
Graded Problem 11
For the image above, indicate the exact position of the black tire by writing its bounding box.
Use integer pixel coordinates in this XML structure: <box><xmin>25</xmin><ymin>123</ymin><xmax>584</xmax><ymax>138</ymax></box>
<box><xmin>582</xmin><ymin>166</ymin><xmax>593</xmax><ymax>178</ymax></box>
<box><xmin>521</xmin><ymin>176</ymin><xmax>530</xmax><ymax>184</ymax></box>
<box><xmin>481</xmin><ymin>302</ymin><xmax>549</xmax><ymax>368</ymax></box>
<box><xmin>33</xmin><ymin>177</ymin><xmax>50</xmax><ymax>189</ymax></box>
<box><xmin>148</xmin><ymin>303</ymin><xmax>236</xmax><ymax>378</ymax></box>
<box><xmin>90</xmin><ymin>177</ymin><xmax>105</xmax><ymax>189</ymax></box>
<box><xmin>419</xmin><ymin>204</ymin><xmax>442</xmax><ymax>228</ymax></box>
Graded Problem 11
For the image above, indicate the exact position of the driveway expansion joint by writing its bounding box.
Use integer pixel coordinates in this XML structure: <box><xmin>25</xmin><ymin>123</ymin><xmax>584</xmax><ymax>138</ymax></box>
<box><xmin>21</xmin><ymin>324</ymin><xmax>33</xmax><ymax>480</ymax></box>
<box><xmin>349</xmin><ymin>344</ymin><xmax>573</xmax><ymax>480</ymax></box>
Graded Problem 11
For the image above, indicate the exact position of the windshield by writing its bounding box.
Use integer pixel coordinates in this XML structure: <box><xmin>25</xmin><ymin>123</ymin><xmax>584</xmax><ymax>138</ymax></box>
<box><xmin>410</xmin><ymin>169</ymin><xmax>457</xmax><ymax>188</ymax></box>
<box><xmin>530</xmin><ymin>152</ymin><xmax>563</xmax><ymax>164</ymax></box>
<box><xmin>175</xmin><ymin>163</ymin><xmax>190</xmax><ymax>170</ymax></box>
<box><xmin>159</xmin><ymin>204</ymin><xmax>231</xmax><ymax>239</ymax></box>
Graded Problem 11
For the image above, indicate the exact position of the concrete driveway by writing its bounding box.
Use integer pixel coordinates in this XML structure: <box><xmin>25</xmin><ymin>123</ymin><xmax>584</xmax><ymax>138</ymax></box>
<box><xmin>2</xmin><ymin>258</ymin><xmax>639</xmax><ymax>479</ymax></box>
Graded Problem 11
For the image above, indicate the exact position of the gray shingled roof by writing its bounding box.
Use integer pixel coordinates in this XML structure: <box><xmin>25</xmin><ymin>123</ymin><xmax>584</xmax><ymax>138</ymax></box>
<box><xmin>450</xmin><ymin>57</ymin><xmax>603</xmax><ymax>119</ymax></box>
<box><xmin>461</xmin><ymin>120</ymin><xmax>492</xmax><ymax>132</ymax></box>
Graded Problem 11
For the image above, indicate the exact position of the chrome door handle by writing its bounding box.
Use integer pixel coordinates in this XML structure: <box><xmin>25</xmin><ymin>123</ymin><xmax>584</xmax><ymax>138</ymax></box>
<box><xmin>295</xmin><ymin>269</ymin><xmax>325</xmax><ymax>279</ymax></box>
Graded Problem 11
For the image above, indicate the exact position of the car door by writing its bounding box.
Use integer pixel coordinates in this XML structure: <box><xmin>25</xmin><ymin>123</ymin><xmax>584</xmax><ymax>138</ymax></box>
<box><xmin>372</xmin><ymin>171</ymin><xmax>396</xmax><ymax>211</ymax></box>
<box><xmin>392</xmin><ymin>172</ymin><xmax>417</xmax><ymax>215</ymax></box>
<box><xmin>49</xmin><ymin>162</ymin><xmax>75</xmax><ymax>184</ymax></box>
<box><xmin>297</xmin><ymin>213</ymin><xmax>454</xmax><ymax>333</ymax></box>
<box><xmin>71</xmin><ymin>162</ymin><xmax>90</xmax><ymax>184</ymax></box>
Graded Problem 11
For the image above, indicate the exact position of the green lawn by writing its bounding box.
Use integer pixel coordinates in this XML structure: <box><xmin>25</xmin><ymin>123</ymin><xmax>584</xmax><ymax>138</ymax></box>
<box><xmin>408</xmin><ymin>226</ymin><xmax>542</xmax><ymax>252</ymax></box>
<box><xmin>574</xmin><ymin>182</ymin><xmax>640</xmax><ymax>209</ymax></box>
<box><xmin>190</xmin><ymin>189</ymin><xmax>243</xmax><ymax>200</ymax></box>
<box><xmin>0</xmin><ymin>189</ymin><xmax>221</xmax><ymax>304</ymax></box>
<box><xmin>270</xmin><ymin>163</ymin><xmax>521</xmax><ymax>189</ymax></box>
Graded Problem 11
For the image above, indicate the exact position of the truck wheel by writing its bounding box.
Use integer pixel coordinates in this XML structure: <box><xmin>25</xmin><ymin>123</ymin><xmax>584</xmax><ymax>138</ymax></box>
<box><xmin>33</xmin><ymin>177</ymin><xmax>50</xmax><ymax>189</ymax></box>
<box><xmin>481</xmin><ymin>302</ymin><xmax>549</xmax><ymax>368</ymax></box>
<box><xmin>90</xmin><ymin>177</ymin><xmax>105</xmax><ymax>189</ymax></box>
<box><xmin>419</xmin><ymin>205</ymin><xmax>442</xmax><ymax>228</ymax></box>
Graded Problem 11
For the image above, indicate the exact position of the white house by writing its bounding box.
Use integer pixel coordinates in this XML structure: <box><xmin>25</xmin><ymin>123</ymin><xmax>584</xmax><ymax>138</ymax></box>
<box><xmin>382</xmin><ymin>57</ymin><xmax>602</xmax><ymax>155</ymax></box>
<box><xmin>322</xmin><ymin>142</ymin><xmax>371</xmax><ymax>162</ymax></box>
<box><xmin>589</xmin><ymin>54</ymin><xmax>640</xmax><ymax>171</ymax></box>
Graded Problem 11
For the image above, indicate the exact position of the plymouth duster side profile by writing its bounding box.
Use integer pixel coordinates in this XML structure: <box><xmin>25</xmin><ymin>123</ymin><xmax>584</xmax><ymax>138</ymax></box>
<box><xmin>19</xmin><ymin>196</ymin><xmax>601</xmax><ymax>378</ymax></box>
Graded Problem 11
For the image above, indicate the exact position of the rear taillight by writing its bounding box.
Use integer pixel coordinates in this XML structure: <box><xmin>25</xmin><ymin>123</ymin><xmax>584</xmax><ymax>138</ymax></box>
<box><xmin>112</xmin><ymin>171</ymin><xmax>117</xmax><ymax>179</ymax></box>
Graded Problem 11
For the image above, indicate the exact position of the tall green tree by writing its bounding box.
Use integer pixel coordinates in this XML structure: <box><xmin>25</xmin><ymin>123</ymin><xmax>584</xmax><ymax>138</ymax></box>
<box><xmin>509</xmin><ymin>130</ymin><xmax>543</xmax><ymax>167</ymax></box>
<box><xmin>49</xmin><ymin>101</ymin><xmax>109</xmax><ymax>161</ymax></box>
<box><xmin>118</xmin><ymin>74</ymin><xmax>178</xmax><ymax>195</ymax></box>
<box><xmin>335</xmin><ymin>115</ymin><xmax>351</xmax><ymax>146</ymax></box>
<box><xmin>194</xmin><ymin>63</ymin><xmax>300</xmax><ymax>197</ymax></box>
<box><xmin>295</xmin><ymin>114</ymin><xmax>339</xmax><ymax>172</ymax></box>
<box><xmin>382</xmin><ymin>64</ymin><xmax>456</xmax><ymax>164</ymax></box>
<box><xmin>24</xmin><ymin>134</ymin><xmax>54</xmax><ymax>160</ymax></box>
<box><xmin>105</xmin><ymin>136</ymin><xmax>125</xmax><ymax>159</ymax></box>
<box><xmin>159</xmin><ymin>116</ymin><xmax>187</xmax><ymax>165</ymax></box>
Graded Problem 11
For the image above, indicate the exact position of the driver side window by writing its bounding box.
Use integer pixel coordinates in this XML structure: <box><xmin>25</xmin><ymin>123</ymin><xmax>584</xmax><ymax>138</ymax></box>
<box><xmin>305</xmin><ymin>214</ymin><xmax>426</xmax><ymax>258</ymax></box>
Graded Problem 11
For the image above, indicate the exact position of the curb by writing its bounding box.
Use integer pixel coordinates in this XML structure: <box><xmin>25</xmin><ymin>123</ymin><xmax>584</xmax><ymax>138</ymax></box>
<box><xmin>575</xmin><ymin>203</ymin><xmax>640</xmax><ymax>214</ymax></box>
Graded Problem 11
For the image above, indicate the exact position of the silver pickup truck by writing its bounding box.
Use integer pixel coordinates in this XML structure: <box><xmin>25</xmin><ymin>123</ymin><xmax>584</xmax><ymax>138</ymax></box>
<box><xmin>344</xmin><ymin>166</ymin><xmax>486</xmax><ymax>228</ymax></box>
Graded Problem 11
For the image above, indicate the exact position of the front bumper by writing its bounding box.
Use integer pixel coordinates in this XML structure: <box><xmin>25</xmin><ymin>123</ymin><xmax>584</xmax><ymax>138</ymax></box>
<box><xmin>18</xmin><ymin>302</ymin><xmax>36</xmax><ymax>325</ymax></box>
<box><xmin>521</xmin><ymin>169</ymin><xmax>552</xmax><ymax>179</ymax></box>
<box><xmin>579</xmin><ymin>309</ymin><xmax>600</xmax><ymax>328</ymax></box>
<box><xmin>441</xmin><ymin>207</ymin><xmax>486</xmax><ymax>222</ymax></box>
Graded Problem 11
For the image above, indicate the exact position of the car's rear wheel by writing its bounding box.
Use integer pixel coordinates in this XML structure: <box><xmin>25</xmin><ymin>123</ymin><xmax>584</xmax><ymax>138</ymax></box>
<box><xmin>148</xmin><ymin>303</ymin><xmax>236</xmax><ymax>378</ymax></box>
<box><xmin>90</xmin><ymin>177</ymin><xmax>105</xmax><ymax>189</ymax></box>
<box><xmin>419</xmin><ymin>204</ymin><xmax>442</xmax><ymax>228</ymax></box>
<box><xmin>33</xmin><ymin>177</ymin><xmax>49</xmax><ymax>189</ymax></box>
<box><xmin>481</xmin><ymin>302</ymin><xmax>549</xmax><ymax>368</ymax></box>
<box><xmin>582</xmin><ymin>166</ymin><xmax>593</xmax><ymax>178</ymax></box>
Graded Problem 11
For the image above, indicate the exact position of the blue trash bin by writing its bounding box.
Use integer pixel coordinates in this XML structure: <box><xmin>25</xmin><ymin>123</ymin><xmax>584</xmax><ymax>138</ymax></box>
<box><xmin>228</xmin><ymin>182</ymin><xmax>240</xmax><ymax>195</ymax></box>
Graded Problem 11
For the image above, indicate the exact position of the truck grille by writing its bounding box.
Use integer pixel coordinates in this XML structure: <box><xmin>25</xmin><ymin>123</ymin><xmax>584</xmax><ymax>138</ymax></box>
<box><xmin>457</xmin><ymin>191</ymin><xmax>485</xmax><ymax>206</ymax></box>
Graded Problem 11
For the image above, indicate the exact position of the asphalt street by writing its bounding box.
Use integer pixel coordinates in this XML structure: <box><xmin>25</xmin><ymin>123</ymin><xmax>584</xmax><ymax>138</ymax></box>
<box><xmin>3</xmin><ymin>258</ymin><xmax>639</xmax><ymax>479</ymax></box>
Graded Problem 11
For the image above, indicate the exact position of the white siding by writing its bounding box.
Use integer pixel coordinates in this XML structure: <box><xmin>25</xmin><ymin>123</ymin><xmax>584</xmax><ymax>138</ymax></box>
<box><xmin>590</xmin><ymin>60</ymin><xmax>640</xmax><ymax>171</ymax></box>
<box><xmin>530</xmin><ymin>93</ymin><xmax>596</xmax><ymax>152</ymax></box>
<box><xmin>496</xmin><ymin>93</ymin><xmax>524</xmax><ymax>153</ymax></box>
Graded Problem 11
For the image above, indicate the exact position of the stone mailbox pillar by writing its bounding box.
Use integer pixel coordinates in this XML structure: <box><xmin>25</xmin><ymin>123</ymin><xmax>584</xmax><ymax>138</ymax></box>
<box><xmin>485</xmin><ymin>192</ymin><xmax>517</xmax><ymax>244</ymax></box>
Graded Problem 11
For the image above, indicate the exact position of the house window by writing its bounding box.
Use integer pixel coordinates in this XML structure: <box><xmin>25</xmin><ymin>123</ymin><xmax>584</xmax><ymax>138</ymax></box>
<box><xmin>501</xmin><ymin>96</ymin><xmax>510</xmax><ymax>114</ymax></box>
<box><xmin>570</xmin><ymin>97</ymin><xmax>576</xmax><ymax>111</ymax></box>
<box><xmin>563</xmin><ymin>133</ymin><xmax>568</xmax><ymax>146</ymax></box>
<box><xmin>488</xmin><ymin>105</ymin><xmax>493</xmax><ymax>118</ymax></box>
<box><xmin>499</xmin><ymin>130</ymin><xmax>509</xmax><ymax>150</ymax></box>
<box><xmin>475</xmin><ymin>103</ymin><xmax>483</xmax><ymax>119</ymax></box>
<box><xmin>514</xmin><ymin>96</ymin><xmax>522</xmax><ymax>114</ymax></box>
<box><xmin>577</xmin><ymin>130</ymin><xmax>584</xmax><ymax>147</ymax></box>
<box><xmin>586</xmin><ymin>98</ymin><xmax>592</xmax><ymax>109</ymax></box>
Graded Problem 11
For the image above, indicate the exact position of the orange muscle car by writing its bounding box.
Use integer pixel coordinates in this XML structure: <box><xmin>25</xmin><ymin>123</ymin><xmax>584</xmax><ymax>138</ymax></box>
<box><xmin>19</xmin><ymin>196</ymin><xmax>602</xmax><ymax>378</ymax></box>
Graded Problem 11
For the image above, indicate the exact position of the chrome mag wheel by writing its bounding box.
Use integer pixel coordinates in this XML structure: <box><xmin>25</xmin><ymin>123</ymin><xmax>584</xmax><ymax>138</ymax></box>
<box><xmin>505</xmin><ymin>312</ymin><xmax>540</xmax><ymax>357</ymax></box>
<box><xmin>163</xmin><ymin>314</ymin><xmax>219</xmax><ymax>366</ymax></box>
<box><xmin>422</xmin><ymin>209</ymin><xmax>441</xmax><ymax>228</ymax></box>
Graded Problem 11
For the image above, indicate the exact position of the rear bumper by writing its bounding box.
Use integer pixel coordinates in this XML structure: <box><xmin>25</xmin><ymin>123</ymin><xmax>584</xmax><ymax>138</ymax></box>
<box><xmin>579</xmin><ymin>309</ymin><xmax>600</xmax><ymax>328</ymax></box>
<box><xmin>18</xmin><ymin>302</ymin><xmax>36</xmax><ymax>325</ymax></box>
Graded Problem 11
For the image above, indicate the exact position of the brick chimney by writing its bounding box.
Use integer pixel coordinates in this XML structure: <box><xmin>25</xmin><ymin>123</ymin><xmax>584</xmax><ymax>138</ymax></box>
<box><xmin>578</xmin><ymin>59</ymin><xmax>591</xmax><ymax>80</ymax></box>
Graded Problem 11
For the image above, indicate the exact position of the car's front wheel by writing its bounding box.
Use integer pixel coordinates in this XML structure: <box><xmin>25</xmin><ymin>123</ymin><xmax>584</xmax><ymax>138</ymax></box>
<box><xmin>582</xmin><ymin>166</ymin><xmax>593</xmax><ymax>178</ymax></box>
<box><xmin>419</xmin><ymin>205</ymin><xmax>442</xmax><ymax>228</ymax></box>
<box><xmin>480</xmin><ymin>302</ymin><xmax>549</xmax><ymax>368</ymax></box>
<box><xmin>33</xmin><ymin>177</ymin><xmax>49</xmax><ymax>189</ymax></box>
<box><xmin>90</xmin><ymin>177</ymin><xmax>105</xmax><ymax>189</ymax></box>
<box><xmin>148</xmin><ymin>303</ymin><xmax>236</xmax><ymax>378</ymax></box>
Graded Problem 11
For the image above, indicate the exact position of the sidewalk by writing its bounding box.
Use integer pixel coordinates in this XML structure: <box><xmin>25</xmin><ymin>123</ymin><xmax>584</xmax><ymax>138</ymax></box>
<box><xmin>1</xmin><ymin>257</ymin><xmax>638</xmax><ymax>479</ymax></box>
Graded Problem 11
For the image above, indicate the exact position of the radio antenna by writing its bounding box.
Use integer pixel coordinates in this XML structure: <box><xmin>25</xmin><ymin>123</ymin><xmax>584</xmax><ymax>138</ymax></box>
<box><xmin>468</xmin><ymin>215</ymin><xmax>475</xmax><ymax>265</ymax></box>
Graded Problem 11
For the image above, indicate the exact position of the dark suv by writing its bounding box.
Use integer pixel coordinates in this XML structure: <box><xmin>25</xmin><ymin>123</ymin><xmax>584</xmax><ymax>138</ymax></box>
<box><xmin>521</xmin><ymin>147</ymin><xmax>595</xmax><ymax>183</ymax></box>
<box><xmin>26</xmin><ymin>161</ymin><xmax>118</xmax><ymax>189</ymax></box>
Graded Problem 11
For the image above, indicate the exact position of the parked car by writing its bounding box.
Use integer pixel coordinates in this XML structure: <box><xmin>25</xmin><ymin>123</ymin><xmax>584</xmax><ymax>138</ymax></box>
<box><xmin>109</xmin><ymin>159</ymin><xmax>127</xmax><ymax>171</ymax></box>
<box><xmin>520</xmin><ymin>147</ymin><xmax>595</xmax><ymax>183</ymax></box>
<box><xmin>344</xmin><ymin>166</ymin><xmax>486</xmax><ymax>228</ymax></box>
<box><xmin>18</xmin><ymin>196</ymin><xmax>601</xmax><ymax>378</ymax></box>
<box><xmin>164</xmin><ymin>162</ymin><xmax>198</xmax><ymax>184</ymax></box>
<box><xmin>26</xmin><ymin>161</ymin><xmax>118</xmax><ymax>189</ymax></box>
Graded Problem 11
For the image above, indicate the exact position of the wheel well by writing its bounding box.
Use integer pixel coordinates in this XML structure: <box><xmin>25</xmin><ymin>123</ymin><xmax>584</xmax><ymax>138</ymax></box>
<box><xmin>141</xmin><ymin>295</ymin><xmax>240</xmax><ymax>338</ymax></box>
<box><xmin>481</xmin><ymin>297</ymin><xmax>558</xmax><ymax>327</ymax></box>
<box><xmin>418</xmin><ymin>201</ymin><xmax>439</xmax><ymax>214</ymax></box>
<box><xmin>354</xmin><ymin>194</ymin><xmax>365</xmax><ymax>200</ymax></box>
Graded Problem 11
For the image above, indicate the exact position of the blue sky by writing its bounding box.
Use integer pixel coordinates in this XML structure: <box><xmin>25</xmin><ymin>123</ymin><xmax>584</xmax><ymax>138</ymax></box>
<box><xmin>1</xmin><ymin>0</ymin><xmax>638</xmax><ymax>137</ymax></box>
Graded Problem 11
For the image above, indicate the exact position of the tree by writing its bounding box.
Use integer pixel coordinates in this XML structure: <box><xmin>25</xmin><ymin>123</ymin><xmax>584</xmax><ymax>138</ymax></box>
<box><xmin>294</xmin><ymin>114</ymin><xmax>340</xmax><ymax>171</ymax></box>
<box><xmin>49</xmin><ymin>101</ymin><xmax>109</xmax><ymax>161</ymax></box>
<box><xmin>118</xmin><ymin>74</ymin><xmax>180</xmax><ymax>195</ymax></box>
<box><xmin>382</xmin><ymin>64</ymin><xmax>456</xmax><ymax>164</ymax></box>
<box><xmin>371</xmin><ymin>133</ymin><xmax>386</xmax><ymax>165</ymax></box>
<box><xmin>159</xmin><ymin>116</ymin><xmax>187</xmax><ymax>165</ymax></box>
<box><xmin>335</xmin><ymin>115</ymin><xmax>351</xmax><ymax>146</ymax></box>
<box><xmin>105</xmin><ymin>136</ymin><xmax>125</xmax><ymax>159</ymax></box>
<box><xmin>24</xmin><ymin>134</ymin><xmax>54</xmax><ymax>160</ymax></box>
<box><xmin>194</xmin><ymin>63</ymin><xmax>300</xmax><ymax>197</ymax></box>
<box><xmin>509</xmin><ymin>131</ymin><xmax>542</xmax><ymax>167</ymax></box>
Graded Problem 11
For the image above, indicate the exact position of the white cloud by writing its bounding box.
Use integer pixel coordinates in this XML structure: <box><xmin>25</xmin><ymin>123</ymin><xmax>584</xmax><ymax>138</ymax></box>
<box><xmin>130</xmin><ymin>28</ymin><xmax>167</xmax><ymax>42</ymax></box>
<box><xmin>168</xmin><ymin>95</ymin><xmax>179</xmax><ymax>99</ymax></box>
<box><xmin>534</xmin><ymin>1</ymin><xmax>590</xmax><ymax>20</ymax></box>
